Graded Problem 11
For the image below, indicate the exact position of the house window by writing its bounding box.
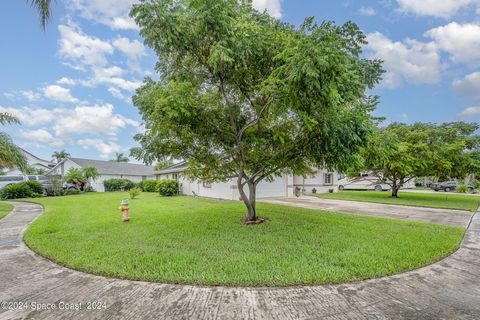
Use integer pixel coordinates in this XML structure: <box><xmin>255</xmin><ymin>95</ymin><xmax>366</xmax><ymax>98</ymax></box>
<box><xmin>202</xmin><ymin>181</ymin><xmax>212</xmax><ymax>188</ymax></box>
<box><xmin>142</xmin><ymin>176</ymin><xmax>147</xmax><ymax>181</ymax></box>
<box><xmin>172</xmin><ymin>173</ymin><xmax>178</xmax><ymax>180</ymax></box>
<box><xmin>324</xmin><ymin>173</ymin><xmax>333</xmax><ymax>185</ymax></box>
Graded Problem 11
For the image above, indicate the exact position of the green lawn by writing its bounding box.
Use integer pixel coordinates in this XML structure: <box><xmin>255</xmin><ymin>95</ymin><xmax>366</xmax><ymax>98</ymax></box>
<box><xmin>0</xmin><ymin>202</ymin><xmax>13</xmax><ymax>220</ymax></box>
<box><xmin>315</xmin><ymin>191</ymin><xmax>480</xmax><ymax>212</ymax></box>
<box><xmin>24</xmin><ymin>193</ymin><xmax>464</xmax><ymax>286</ymax></box>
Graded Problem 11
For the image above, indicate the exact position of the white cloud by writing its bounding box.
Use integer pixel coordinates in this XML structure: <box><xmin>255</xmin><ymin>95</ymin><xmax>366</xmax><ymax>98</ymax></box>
<box><xmin>57</xmin><ymin>77</ymin><xmax>77</xmax><ymax>86</ymax></box>
<box><xmin>365</xmin><ymin>32</ymin><xmax>440</xmax><ymax>88</ymax></box>
<box><xmin>78</xmin><ymin>138</ymin><xmax>121</xmax><ymax>159</ymax></box>
<box><xmin>252</xmin><ymin>0</ymin><xmax>282</xmax><ymax>18</ymax></box>
<box><xmin>396</xmin><ymin>0</ymin><xmax>477</xmax><ymax>18</ymax></box>
<box><xmin>58</xmin><ymin>22</ymin><xmax>114</xmax><ymax>68</ymax></box>
<box><xmin>18</xmin><ymin>129</ymin><xmax>64</xmax><ymax>147</ymax></box>
<box><xmin>65</xmin><ymin>0</ymin><xmax>139</xmax><ymax>30</ymax></box>
<box><xmin>112</xmin><ymin>37</ymin><xmax>145</xmax><ymax>61</ymax></box>
<box><xmin>84</xmin><ymin>66</ymin><xmax>142</xmax><ymax>91</ymax></box>
<box><xmin>425</xmin><ymin>23</ymin><xmax>480</xmax><ymax>66</ymax></box>
<box><xmin>21</xmin><ymin>90</ymin><xmax>41</xmax><ymax>102</ymax></box>
<box><xmin>53</xmin><ymin>104</ymin><xmax>138</xmax><ymax>136</ymax></box>
<box><xmin>459</xmin><ymin>106</ymin><xmax>480</xmax><ymax>118</ymax></box>
<box><xmin>452</xmin><ymin>72</ymin><xmax>480</xmax><ymax>96</ymax></box>
<box><xmin>44</xmin><ymin>85</ymin><xmax>79</xmax><ymax>103</ymax></box>
<box><xmin>359</xmin><ymin>7</ymin><xmax>376</xmax><ymax>16</ymax></box>
<box><xmin>0</xmin><ymin>104</ymin><xmax>138</xmax><ymax>139</ymax></box>
<box><xmin>0</xmin><ymin>106</ymin><xmax>57</xmax><ymax>126</ymax></box>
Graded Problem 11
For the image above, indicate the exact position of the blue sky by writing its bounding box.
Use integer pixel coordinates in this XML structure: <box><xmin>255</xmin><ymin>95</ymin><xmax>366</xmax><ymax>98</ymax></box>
<box><xmin>1</xmin><ymin>0</ymin><xmax>479</xmax><ymax>162</ymax></box>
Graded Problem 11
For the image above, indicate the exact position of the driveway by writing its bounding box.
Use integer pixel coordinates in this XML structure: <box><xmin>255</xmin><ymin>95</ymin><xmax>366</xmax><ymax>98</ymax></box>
<box><xmin>260</xmin><ymin>196</ymin><xmax>473</xmax><ymax>227</ymax></box>
<box><xmin>1</xmin><ymin>202</ymin><xmax>479</xmax><ymax>320</ymax></box>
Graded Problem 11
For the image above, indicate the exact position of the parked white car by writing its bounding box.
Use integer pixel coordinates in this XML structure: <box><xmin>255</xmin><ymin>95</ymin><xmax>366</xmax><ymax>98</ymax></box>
<box><xmin>337</xmin><ymin>175</ymin><xmax>391</xmax><ymax>192</ymax></box>
<box><xmin>0</xmin><ymin>175</ymin><xmax>50</xmax><ymax>189</ymax></box>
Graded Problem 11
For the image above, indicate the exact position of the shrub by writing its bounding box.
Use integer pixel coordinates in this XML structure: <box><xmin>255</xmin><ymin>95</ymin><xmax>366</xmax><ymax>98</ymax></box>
<box><xmin>139</xmin><ymin>180</ymin><xmax>159</xmax><ymax>192</ymax></box>
<box><xmin>65</xmin><ymin>189</ymin><xmax>81</xmax><ymax>195</ymax></box>
<box><xmin>157</xmin><ymin>179</ymin><xmax>179</xmax><ymax>196</ymax></box>
<box><xmin>456</xmin><ymin>184</ymin><xmax>468</xmax><ymax>193</ymax></box>
<box><xmin>24</xmin><ymin>180</ymin><xmax>44</xmax><ymax>194</ymax></box>
<box><xmin>46</xmin><ymin>176</ymin><xmax>64</xmax><ymax>197</ymax></box>
<box><xmin>104</xmin><ymin>178</ymin><xmax>137</xmax><ymax>191</ymax></box>
<box><xmin>84</xmin><ymin>186</ymin><xmax>95</xmax><ymax>193</ymax></box>
<box><xmin>1</xmin><ymin>183</ymin><xmax>34</xmax><ymax>199</ymax></box>
<box><xmin>129</xmin><ymin>188</ymin><xmax>141</xmax><ymax>199</ymax></box>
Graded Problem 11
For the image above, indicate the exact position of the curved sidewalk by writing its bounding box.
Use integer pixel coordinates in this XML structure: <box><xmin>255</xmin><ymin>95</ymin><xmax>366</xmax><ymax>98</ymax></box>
<box><xmin>0</xmin><ymin>202</ymin><xmax>479</xmax><ymax>320</ymax></box>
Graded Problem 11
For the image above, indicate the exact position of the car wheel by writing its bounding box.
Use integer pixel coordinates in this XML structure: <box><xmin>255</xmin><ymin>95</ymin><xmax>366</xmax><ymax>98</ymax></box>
<box><xmin>338</xmin><ymin>185</ymin><xmax>344</xmax><ymax>191</ymax></box>
<box><xmin>445</xmin><ymin>187</ymin><xmax>451</xmax><ymax>192</ymax></box>
<box><xmin>374</xmin><ymin>185</ymin><xmax>383</xmax><ymax>192</ymax></box>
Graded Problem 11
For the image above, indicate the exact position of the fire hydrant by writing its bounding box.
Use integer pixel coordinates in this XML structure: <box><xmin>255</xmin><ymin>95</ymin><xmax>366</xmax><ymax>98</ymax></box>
<box><xmin>119</xmin><ymin>199</ymin><xmax>130</xmax><ymax>222</ymax></box>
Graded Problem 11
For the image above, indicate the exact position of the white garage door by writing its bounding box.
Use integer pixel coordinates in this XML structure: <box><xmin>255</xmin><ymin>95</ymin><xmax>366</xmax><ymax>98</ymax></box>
<box><xmin>256</xmin><ymin>175</ymin><xmax>287</xmax><ymax>198</ymax></box>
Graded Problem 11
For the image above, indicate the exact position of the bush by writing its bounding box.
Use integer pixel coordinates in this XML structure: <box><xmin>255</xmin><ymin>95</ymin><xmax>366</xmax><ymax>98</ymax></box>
<box><xmin>456</xmin><ymin>184</ymin><xmax>468</xmax><ymax>193</ymax></box>
<box><xmin>46</xmin><ymin>176</ymin><xmax>64</xmax><ymax>197</ymax></box>
<box><xmin>84</xmin><ymin>186</ymin><xmax>95</xmax><ymax>193</ymax></box>
<box><xmin>157</xmin><ymin>179</ymin><xmax>179</xmax><ymax>196</ymax></box>
<box><xmin>138</xmin><ymin>180</ymin><xmax>159</xmax><ymax>192</ymax></box>
<box><xmin>104</xmin><ymin>178</ymin><xmax>137</xmax><ymax>191</ymax></box>
<box><xmin>1</xmin><ymin>183</ymin><xmax>34</xmax><ymax>199</ymax></box>
<box><xmin>24</xmin><ymin>180</ymin><xmax>44</xmax><ymax>194</ymax></box>
<box><xmin>65</xmin><ymin>189</ymin><xmax>81</xmax><ymax>195</ymax></box>
<box><xmin>129</xmin><ymin>188</ymin><xmax>141</xmax><ymax>199</ymax></box>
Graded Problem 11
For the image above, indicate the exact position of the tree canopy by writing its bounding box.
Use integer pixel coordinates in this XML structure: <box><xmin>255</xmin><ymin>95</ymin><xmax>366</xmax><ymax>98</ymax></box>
<box><xmin>353</xmin><ymin>122</ymin><xmax>480</xmax><ymax>197</ymax></box>
<box><xmin>130</xmin><ymin>0</ymin><xmax>383</xmax><ymax>220</ymax></box>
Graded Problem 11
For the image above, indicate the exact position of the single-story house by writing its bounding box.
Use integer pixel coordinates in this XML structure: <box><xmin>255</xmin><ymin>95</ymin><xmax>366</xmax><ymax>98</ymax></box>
<box><xmin>5</xmin><ymin>148</ymin><xmax>56</xmax><ymax>175</ymax></box>
<box><xmin>155</xmin><ymin>161</ymin><xmax>339</xmax><ymax>200</ymax></box>
<box><xmin>48</xmin><ymin>158</ymin><xmax>155</xmax><ymax>192</ymax></box>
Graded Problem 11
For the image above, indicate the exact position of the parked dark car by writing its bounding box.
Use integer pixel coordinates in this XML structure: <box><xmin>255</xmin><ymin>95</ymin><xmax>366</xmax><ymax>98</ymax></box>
<box><xmin>431</xmin><ymin>181</ymin><xmax>474</xmax><ymax>192</ymax></box>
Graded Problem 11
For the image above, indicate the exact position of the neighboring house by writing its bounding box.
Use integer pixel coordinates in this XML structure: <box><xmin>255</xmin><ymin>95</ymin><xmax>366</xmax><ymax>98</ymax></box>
<box><xmin>155</xmin><ymin>161</ymin><xmax>339</xmax><ymax>200</ymax></box>
<box><xmin>48</xmin><ymin>158</ymin><xmax>155</xmax><ymax>192</ymax></box>
<box><xmin>4</xmin><ymin>148</ymin><xmax>56</xmax><ymax>175</ymax></box>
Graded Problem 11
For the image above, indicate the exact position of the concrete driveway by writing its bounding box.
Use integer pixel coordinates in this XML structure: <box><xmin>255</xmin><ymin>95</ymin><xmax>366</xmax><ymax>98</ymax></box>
<box><xmin>260</xmin><ymin>196</ymin><xmax>473</xmax><ymax>227</ymax></box>
<box><xmin>1</xmin><ymin>202</ymin><xmax>479</xmax><ymax>320</ymax></box>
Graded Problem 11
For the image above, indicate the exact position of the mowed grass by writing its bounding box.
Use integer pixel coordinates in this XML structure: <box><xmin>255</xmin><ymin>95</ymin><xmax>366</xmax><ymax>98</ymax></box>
<box><xmin>0</xmin><ymin>202</ymin><xmax>13</xmax><ymax>219</ymax></box>
<box><xmin>315</xmin><ymin>190</ymin><xmax>480</xmax><ymax>212</ymax></box>
<box><xmin>24</xmin><ymin>193</ymin><xmax>464</xmax><ymax>286</ymax></box>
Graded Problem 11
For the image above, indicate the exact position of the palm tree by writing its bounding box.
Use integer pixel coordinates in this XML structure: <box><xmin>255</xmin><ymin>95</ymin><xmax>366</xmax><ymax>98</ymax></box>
<box><xmin>111</xmin><ymin>152</ymin><xmax>129</xmax><ymax>162</ymax></box>
<box><xmin>52</xmin><ymin>150</ymin><xmax>70</xmax><ymax>163</ymax></box>
<box><xmin>0</xmin><ymin>113</ymin><xmax>27</xmax><ymax>171</ymax></box>
<box><xmin>82</xmin><ymin>166</ymin><xmax>99</xmax><ymax>189</ymax></box>
<box><xmin>29</xmin><ymin>0</ymin><xmax>54</xmax><ymax>30</ymax></box>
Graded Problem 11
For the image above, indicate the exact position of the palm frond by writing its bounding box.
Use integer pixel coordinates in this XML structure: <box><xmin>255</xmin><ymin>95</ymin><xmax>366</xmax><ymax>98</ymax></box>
<box><xmin>0</xmin><ymin>132</ymin><xmax>27</xmax><ymax>170</ymax></box>
<box><xmin>29</xmin><ymin>0</ymin><xmax>54</xmax><ymax>30</ymax></box>
<box><xmin>0</xmin><ymin>113</ymin><xmax>20</xmax><ymax>125</ymax></box>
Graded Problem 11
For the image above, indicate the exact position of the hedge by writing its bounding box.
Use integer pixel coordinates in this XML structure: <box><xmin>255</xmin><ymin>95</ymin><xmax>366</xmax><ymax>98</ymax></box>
<box><xmin>157</xmin><ymin>179</ymin><xmax>179</xmax><ymax>196</ymax></box>
<box><xmin>138</xmin><ymin>180</ymin><xmax>159</xmax><ymax>192</ymax></box>
<box><xmin>0</xmin><ymin>180</ymin><xmax>44</xmax><ymax>199</ymax></box>
<box><xmin>103</xmin><ymin>178</ymin><xmax>137</xmax><ymax>191</ymax></box>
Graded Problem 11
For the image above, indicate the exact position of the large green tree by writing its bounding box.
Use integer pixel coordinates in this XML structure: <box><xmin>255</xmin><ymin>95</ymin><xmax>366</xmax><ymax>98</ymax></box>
<box><xmin>130</xmin><ymin>0</ymin><xmax>383</xmax><ymax>221</ymax></box>
<box><xmin>0</xmin><ymin>113</ymin><xmax>27</xmax><ymax>171</ymax></box>
<box><xmin>356</xmin><ymin>122</ymin><xmax>480</xmax><ymax>197</ymax></box>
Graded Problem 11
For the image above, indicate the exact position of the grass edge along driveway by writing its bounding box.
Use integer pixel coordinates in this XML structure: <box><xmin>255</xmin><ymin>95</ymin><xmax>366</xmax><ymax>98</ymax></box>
<box><xmin>315</xmin><ymin>190</ymin><xmax>480</xmax><ymax>212</ymax></box>
<box><xmin>0</xmin><ymin>202</ymin><xmax>13</xmax><ymax>220</ymax></box>
<box><xmin>24</xmin><ymin>193</ymin><xmax>464</xmax><ymax>287</ymax></box>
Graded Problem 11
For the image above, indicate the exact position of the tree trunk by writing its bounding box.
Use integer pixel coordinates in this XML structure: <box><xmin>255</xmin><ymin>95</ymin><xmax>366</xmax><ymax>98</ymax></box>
<box><xmin>237</xmin><ymin>176</ymin><xmax>257</xmax><ymax>221</ymax></box>
<box><xmin>391</xmin><ymin>181</ymin><xmax>400</xmax><ymax>198</ymax></box>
